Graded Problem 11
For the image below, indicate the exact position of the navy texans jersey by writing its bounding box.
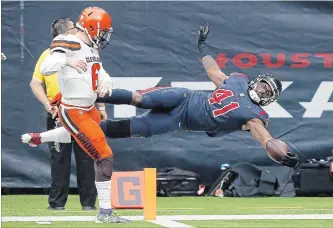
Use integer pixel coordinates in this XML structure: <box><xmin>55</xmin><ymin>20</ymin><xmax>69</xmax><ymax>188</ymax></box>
<box><xmin>186</xmin><ymin>72</ymin><xmax>269</xmax><ymax>137</ymax></box>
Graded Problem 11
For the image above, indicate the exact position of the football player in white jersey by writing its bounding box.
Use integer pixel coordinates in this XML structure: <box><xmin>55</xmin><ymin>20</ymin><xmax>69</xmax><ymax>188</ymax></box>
<box><xmin>39</xmin><ymin>7</ymin><xmax>128</xmax><ymax>223</ymax></box>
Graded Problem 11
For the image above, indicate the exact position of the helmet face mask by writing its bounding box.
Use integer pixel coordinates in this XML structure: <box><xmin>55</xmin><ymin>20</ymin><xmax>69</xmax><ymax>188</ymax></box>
<box><xmin>77</xmin><ymin>7</ymin><xmax>113</xmax><ymax>50</ymax></box>
<box><xmin>94</xmin><ymin>28</ymin><xmax>113</xmax><ymax>50</ymax></box>
<box><xmin>248</xmin><ymin>74</ymin><xmax>282</xmax><ymax>106</ymax></box>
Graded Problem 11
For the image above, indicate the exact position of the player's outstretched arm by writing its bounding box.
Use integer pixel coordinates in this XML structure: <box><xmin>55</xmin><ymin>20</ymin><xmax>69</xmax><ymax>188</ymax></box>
<box><xmin>244</xmin><ymin>118</ymin><xmax>299</xmax><ymax>167</ymax></box>
<box><xmin>243</xmin><ymin>118</ymin><xmax>273</xmax><ymax>148</ymax></box>
<box><xmin>197</xmin><ymin>24</ymin><xmax>229</xmax><ymax>87</ymax></box>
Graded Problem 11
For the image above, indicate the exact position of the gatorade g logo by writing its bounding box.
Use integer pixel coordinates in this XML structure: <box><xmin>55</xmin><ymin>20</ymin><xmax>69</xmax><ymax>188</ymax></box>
<box><xmin>118</xmin><ymin>177</ymin><xmax>141</xmax><ymax>205</ymax></box>
<box><xmin>111</xmin><ymin>171</ymin><xmax>144</xmax><ymax>209</ymax></box>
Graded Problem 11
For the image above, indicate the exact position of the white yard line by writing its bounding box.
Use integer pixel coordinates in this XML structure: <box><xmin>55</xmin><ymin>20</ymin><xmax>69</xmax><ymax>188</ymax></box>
<box><xmin>259</xmin><ymin>208</ymin><xmax>333</xmax><ymax>211</ymax></box>
<box><xmin>158</xmin><ymin>208</ymin><xmax>203</xmax><ymax>210</ymax></box>
<box><xmin>2</xmin><ymin>216</ymin><xmax>99</xmax><ymax>222</ymax></box>
<box><xmin>157</xmin><ymin>214</ymin><xmax>333</xmax><ymax>220</ymax></box>
<box><xmin>36</xmin><ymin>208</ymin><xmax>202</xmax><ymax>213</ymax></box>
<box><xmin>36</xmin><ymin>221</ymin><xmax>52</xmax><ymax>225</ymax></box>
<box><xmin>149</xmin><ymin>220</ymin><xmax>195</xmax><ymax>228</ymax></box>
<box><xmin>2</xmin><ymin>214</ymin><xmax>333</xmax><ymax>222</ymax></box>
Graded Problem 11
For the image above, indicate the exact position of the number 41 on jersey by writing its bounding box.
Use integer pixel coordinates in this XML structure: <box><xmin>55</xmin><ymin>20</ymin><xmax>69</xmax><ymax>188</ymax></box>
<box><xmin>208</xmin><ymin>89</ymin><xmax>240</xmax><ymax>117</ymax></box>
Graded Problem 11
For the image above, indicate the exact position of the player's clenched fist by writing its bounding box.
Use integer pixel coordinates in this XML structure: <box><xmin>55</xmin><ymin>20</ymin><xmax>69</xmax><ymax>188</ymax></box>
<box><xmin>97</xmin><ymin>81</ymin><xmax>113</xmax><ymax>98</ymax></box>
<box><xmin>44</xmin><ymin>102</ymin><xmax>58</xmax><ymax>119</ymax></box>
<box><xmin>66</xmin><ymin>58</ymin><xmax>87</xmax><ymax>73</ymax></box>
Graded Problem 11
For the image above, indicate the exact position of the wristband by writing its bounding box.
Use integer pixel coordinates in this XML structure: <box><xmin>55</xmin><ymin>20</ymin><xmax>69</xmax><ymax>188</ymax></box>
<box><xmin>44</xmin><ymin>102</ymin><xmax>51</xmax><ymax>110</ymax></box>
<box><xmin>198</xmin><ymin>42</ymin><xmax>211</xmax><ymax>58</ymax></box>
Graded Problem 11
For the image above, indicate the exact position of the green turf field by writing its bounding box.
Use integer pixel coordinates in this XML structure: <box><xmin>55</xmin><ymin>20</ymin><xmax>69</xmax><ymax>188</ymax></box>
<box><xmin>2</xmin><ymin>195</ymin><xmax>333</xmax><ymax>227</ymax></box>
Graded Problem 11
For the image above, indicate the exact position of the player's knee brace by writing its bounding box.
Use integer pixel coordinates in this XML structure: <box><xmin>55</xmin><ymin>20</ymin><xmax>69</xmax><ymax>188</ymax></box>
<box><xmin>100</xmin><ymin>119</ymin><xmax>131</xmax><ymax>139</ymax></box>
<box><xmin>94</xmin><ymin>156</ymin><xmax>113</xmax><ymax>182</ymax></box>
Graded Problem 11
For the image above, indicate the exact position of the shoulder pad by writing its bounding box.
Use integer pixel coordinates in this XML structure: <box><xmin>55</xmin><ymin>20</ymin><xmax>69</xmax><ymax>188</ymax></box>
<box><xmin>224</xmin><ymin>72</ymin><xmax>249</xmax><ymax>88</ymax></box>
<box><xmin>50</xmin><ymin>34</ymin><xmax>81</xmax><ymax>52</ymax></box>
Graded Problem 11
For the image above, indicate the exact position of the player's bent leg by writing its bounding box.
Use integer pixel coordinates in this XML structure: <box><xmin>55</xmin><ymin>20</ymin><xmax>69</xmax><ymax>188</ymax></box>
<box><xmin>58</xmin><ymin>106</ymin><xmax>111</xmax><ymax>160</ymax></box>
<box><xmin>21</xmin><ymin>126</ymin><xmax>72</xmax><ymax>146</ymax></box>
<box><xmin>42</xmin><ymin>126</ymin><xmax>72</xmax><ymax>143</ymax></box>
<box><xmin>137</xmin><ymin>87</ymin><xmax>190</xmax><ymax>110</ymax></box>
<box><xmin>76</xmin><ymin>110</ymin><xmax>128</xmax><ymax>222</ymax></box>
<box><xmin>100</xmin><ymin>119</ymin><xmax>131</xmax><ymax>139</ymax></box>
<box><xmin>58</xmin><ymin>106</ymin><xmax>128</xmax><ymax>223</ymax></box>
<box><xmin>130</xmin><ymin>110</ymin><xmax>178</xmax><ymax>138</ymax></box>
<box><xmin>101</xmin><ymin>111</ymin><xmax>179</xmax><ymax>139</ymax></box>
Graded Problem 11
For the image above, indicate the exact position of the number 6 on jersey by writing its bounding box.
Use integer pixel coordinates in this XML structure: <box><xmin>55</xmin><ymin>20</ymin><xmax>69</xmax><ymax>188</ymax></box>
<box><xmin>91</xmin><ymin>63</ymin><xmax>101</xmax><ymax>92</ymax></box>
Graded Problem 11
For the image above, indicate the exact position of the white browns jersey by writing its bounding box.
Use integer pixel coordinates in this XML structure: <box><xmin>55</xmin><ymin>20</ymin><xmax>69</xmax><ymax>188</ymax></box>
<box><xmin>49</xmin><ymin>34</ymin><xmax>110</xmax><ymax>107</ymax></box>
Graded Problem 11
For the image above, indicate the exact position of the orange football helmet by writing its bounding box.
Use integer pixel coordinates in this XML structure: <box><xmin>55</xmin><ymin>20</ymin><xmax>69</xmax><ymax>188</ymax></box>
<box><xmin>77</xmin><ymin>7</ymin><xmax>113</xmax><ymax>50</ymax></box>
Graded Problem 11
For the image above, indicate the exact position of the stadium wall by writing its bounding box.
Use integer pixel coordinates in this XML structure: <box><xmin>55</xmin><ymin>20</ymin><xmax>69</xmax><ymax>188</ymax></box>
<box><xmin>1</xmin><ymin>1</ymin><xmax>333</xmax><ymax>187</ymax></box>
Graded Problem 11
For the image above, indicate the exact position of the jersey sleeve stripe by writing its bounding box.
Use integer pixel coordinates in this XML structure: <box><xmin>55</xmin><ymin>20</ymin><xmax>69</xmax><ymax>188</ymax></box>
<box><xmin>258</xmin><ymin>110</ymin><xmax>268</xmax><ymax>116</ymax></box>
<box><xmin>137</xmin><ymin>86</ymin><xmax>171</xmax><ymax>95</ymax></box>
<box><xmin>50</xmin><ymin>40</ymin><xmax>81</xmax><ymax>51</ymax></box>
<box><xmin>230</xmin><ymin>72</ymin><xmax>249</xmax><ymax>78</ymax></box>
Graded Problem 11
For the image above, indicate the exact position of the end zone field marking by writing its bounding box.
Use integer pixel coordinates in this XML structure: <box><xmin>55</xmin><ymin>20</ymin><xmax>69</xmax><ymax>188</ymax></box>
<box><xmin>2</xmin><ymin>214</ymin><xmax>333</xmax><ymax>222</ymax></box>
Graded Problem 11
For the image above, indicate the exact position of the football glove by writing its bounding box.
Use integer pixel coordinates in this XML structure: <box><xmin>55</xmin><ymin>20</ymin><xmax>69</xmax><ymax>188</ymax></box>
<box><xmin>280</xmin><ymin>152</ymin><xmax>299</xmax><ymax>167</ymax></box>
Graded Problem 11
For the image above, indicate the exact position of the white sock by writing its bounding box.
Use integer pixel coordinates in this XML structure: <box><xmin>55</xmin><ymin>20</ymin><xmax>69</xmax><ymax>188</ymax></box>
<box><xmin>95</xmin><ymin>180</ymin><xmax>112</xmax><ymax>210</ymax></box>
<box><xmin>40</xmin><ymin>127</ymin><xmax>72</xmax><ymax>143</ymax></box>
